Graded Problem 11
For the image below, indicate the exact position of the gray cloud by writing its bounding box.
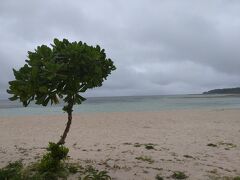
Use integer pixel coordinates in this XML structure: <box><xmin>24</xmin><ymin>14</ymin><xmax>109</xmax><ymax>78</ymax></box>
<box><xmin>1</xmin><ymin>0</ymin><xmax>240</xmax><ymax>98</ymax></box>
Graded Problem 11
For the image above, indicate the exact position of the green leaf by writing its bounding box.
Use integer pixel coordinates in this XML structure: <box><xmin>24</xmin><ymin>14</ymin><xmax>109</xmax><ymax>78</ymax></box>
<box><xmin>53</xmin><ymin>38</ymin><xmax>60</xmax><ymax>46</ymax></box>
<box><xmin>9</xmin><ymin>96</ymin><xmax>18</xmax><ymax>101</ymax></box>
<box><xmin>42</xmin><ymin>96</ymin><xmax>50</xmax><ymax>106</ymax></box>
<box><xmin>76</xmin><ymin>94</ymin><xmax>86</xmax><ymax>101</ymax></box>
<box><xmin>6</xmin><ymin>89</ymin><xmax>13</xmax><ymax>94</ymax></box>
<box><xmin>39</xmin><ymin>86</ymin><xmax>48</xmax><ymax>93</ymax></box>
<box><xmin>31</xmin><ymin>67</ymin><xmax>38</xmax><ymax>78</ymax></box>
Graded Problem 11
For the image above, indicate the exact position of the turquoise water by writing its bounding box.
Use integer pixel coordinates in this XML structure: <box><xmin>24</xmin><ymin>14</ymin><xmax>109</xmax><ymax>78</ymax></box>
<box><xmin>1</xmin><ymin>94</ymin><xmax>240</xmax><ymax>117</ymax></box>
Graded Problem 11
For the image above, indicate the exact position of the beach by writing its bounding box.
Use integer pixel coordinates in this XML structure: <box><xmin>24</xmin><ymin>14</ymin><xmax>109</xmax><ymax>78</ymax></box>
<box><xmin>0</xmin><ymin>108</ymin><xmax>240</xmax><ymax>179</ymax></box>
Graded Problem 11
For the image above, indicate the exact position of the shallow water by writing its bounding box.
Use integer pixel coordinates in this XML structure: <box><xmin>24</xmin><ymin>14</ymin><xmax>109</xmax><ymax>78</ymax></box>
<box><xmin>0</xmin><ymin>94</ymin><xmax>240</xmax><ymax>117</ymax></box>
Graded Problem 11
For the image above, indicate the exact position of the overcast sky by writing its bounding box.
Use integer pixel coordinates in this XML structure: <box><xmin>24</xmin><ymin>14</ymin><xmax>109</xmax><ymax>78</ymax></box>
<box><xmin>1</xmin><ymin>0</ymin><xmax>240</xmax><ymax>98</ymax></box>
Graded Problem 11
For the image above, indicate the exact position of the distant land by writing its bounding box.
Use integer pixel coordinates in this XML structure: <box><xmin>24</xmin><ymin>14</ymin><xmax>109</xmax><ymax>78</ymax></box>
<box><xmin>203</xmin><ymin>87</ymin><xmax>240</xmax><ymax>94</ymax></box>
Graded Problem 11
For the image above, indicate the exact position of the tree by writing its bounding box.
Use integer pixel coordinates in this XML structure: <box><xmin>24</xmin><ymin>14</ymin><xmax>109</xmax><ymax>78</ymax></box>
<box><xmin>7</xmin><ymin>38</ymin><xmax>116</xmax><ymax>145</ymax></box>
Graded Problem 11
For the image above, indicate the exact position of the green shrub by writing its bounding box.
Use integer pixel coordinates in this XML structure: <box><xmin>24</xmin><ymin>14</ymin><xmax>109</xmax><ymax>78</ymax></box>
<box><xmin>67</xmin><ymin>164</ymin><xmax>79</xmax><ymax>174</ymax></box>
<box><xmin>0</xmin><ymin>161</ymin><xmax>23</xmax><ymax>180</ymax></box>
<box><xmin>0</xmin><ymin>143</ymin><xmax>113</xmax><ymax>180</ymax></box>
<box><xmin>82</xmin><ymin>170</ymin><xmax>111</xmax><ymax>180</ymax></box>
<box><xmin>134</xmin><ymin>143</ymin><xmax>141</xmax><ymax>147</ymax></box>
<box><xmin>155</xmin><ymin>174</ymin><xmax>164</xmax><ymax>180</ymax></box>
<box><xmin>78</xmin><ymin>165</ymin><xmax>111</xmax><ymax>180</ymax></box>
<box><xmin>38</xmin><ymin>142</ymin><xmax>69</xmax><ymax>173</ymax></box>
<box><xmin>135</xmin><ymin>156</ymin><xmax>154</xmax><ymax>164</ymax></box>
<box><xmin>171</xmin><ymin>171</ymin><xmax>188</xmax><ymax>179</ymax></box>
<box><xmin>207</xmin><ymin>143</ymin><xmax>217</xmax><ymax>147</ymax></box>
<box><xmin>145</xmin><ymin>144</ymin><xmax>155</xmax><ymax>150</ymax></box>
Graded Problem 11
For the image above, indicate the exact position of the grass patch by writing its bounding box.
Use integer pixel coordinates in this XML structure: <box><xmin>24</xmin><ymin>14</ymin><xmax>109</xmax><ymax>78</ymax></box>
<box><xmin>135</xmin><ymin>156</ymin><xmax>154</xmax><ymax>164</ymax></box>
<box><xmin>0</xmin><ymin>161</ymin><xmax>23</xmax><ymax>180</ymax></box>
<box><xmin>133</xmin><ymin>143</ymin><xmax>157</xmax><ymax>150</ymax></box>
<box><xmin>219</xmin><ymin>142</ymin><xmax>237</xmax><ymax>148</ymax></box>
<box><xmin>183</xmin><ymin>155</ymin><xmax>194</xmax><ymax>159</ymax></box>
<box><xmin>207</xmin><ymin>143</ymin><xmax>218</xmax><ymax>147</ymax></box>
<box><xmin>123</xmin><ymin>142</ymin><xmax>132</xmax><ymax>145</ymax></box>
<box><xmin>80</xmin><ymin>165</ymin><xmax>111</xmax><ymax>180</ymax></box>
<box><xmin>207</xmin><ymin>142</ymin><xmax>237</xmax><ymax>149</ymax></box>
<box><xmin>208</xmin><ymin>175</ymin><xmax>240</xmax><ymax>180</ymax></box>
<box><xmin>145</xmin><ymin>144</ymin><xmax>155</xmax><ymax>150</ymax></box>
<box><xmin>134</xmin><ymin>143</ymin><xmax>142</xmax><ymax>147</ymax></box>
<box><xmin>67</xmin><ymin>163</ymin><xmax>80</xmax><ymax>174</ymax></box>
<box><xmin>155</xmin><ymin>173</ymin><xmax>164</xmax><ymax>180</ymax></box>
<box><xmin>0</xmin><ymin>160</ymin><xmax>111</xmax><ymax>180</ymax></box>
<box><xmin>171</xmin><ymin>171</ymin><xmax>188</xmax><ymax>179</ymax></box>
<box><xmin>0</xmin><ymin>143</ymin><xmax>111</xmax><ymax>180</ymax></box>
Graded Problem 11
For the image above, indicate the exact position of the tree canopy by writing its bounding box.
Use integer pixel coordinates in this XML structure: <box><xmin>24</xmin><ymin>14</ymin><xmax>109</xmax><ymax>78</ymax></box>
<box><xmin>7</xmin><ymin>38</ymin><xmax>116</xmax><ymax>112</ymax></box>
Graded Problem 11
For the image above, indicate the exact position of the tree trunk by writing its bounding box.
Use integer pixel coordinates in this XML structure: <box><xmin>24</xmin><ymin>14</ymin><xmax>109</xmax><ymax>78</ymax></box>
<box><xmin>57</xmin><ymin>110</ymin><xmax>72</xmax><ymax>145</ymax></box>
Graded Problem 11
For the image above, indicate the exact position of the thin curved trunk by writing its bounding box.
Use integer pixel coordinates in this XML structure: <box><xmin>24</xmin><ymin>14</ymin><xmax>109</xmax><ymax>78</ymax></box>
<box><xmin>57</xmin><ymin>110</ymin><xmax>72</xmax><ymax>145</ymax></box>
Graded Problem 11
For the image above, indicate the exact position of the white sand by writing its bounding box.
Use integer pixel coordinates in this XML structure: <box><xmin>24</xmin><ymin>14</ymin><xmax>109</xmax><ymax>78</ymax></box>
<box><xmin>0</xmin><ymin>109</ymin><xmax>240</xmax><ymax>179</ymax></box>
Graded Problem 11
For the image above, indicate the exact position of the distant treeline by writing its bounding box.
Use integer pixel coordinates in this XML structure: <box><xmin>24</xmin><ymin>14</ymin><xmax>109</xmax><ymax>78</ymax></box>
<box><xmin>203</xmin><ymin>87</ymin><xmax>240</xmax><ymax>94</ymax></box>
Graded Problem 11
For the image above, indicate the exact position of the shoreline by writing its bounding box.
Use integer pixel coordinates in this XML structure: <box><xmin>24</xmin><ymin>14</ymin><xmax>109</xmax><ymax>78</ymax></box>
<box><xmin>1</xmin><ymin>108</ymin><xmax>240</xmax><ymax>179</ymax></box>
<box><xmin>1</xmin><ymin>106</ymin><xmax>240</xmax><ymax>119</ymax></box>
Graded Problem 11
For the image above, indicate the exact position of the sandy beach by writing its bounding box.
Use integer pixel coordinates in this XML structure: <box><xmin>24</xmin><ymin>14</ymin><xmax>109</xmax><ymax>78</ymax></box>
<box><xmin>0</xmin><ymin>108</ymin><xmax>240</xmax><ymax>179</ymax></box>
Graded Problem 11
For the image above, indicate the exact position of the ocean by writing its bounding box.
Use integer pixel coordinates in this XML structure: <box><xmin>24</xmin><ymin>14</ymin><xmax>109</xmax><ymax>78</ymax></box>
<box><xmin>0</xmin><ymin>94</ymin><xmax>240</xmax><ymax>117</ymax></box>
